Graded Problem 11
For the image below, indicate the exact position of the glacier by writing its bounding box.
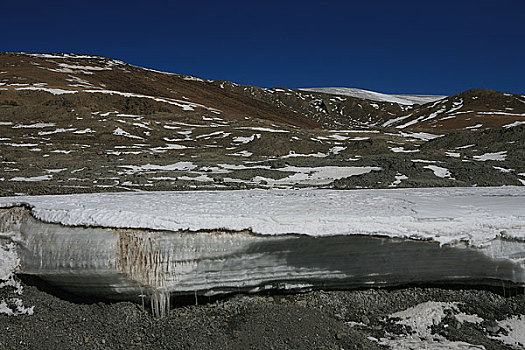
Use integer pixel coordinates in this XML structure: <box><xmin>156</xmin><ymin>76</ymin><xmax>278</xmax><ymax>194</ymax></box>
<box><xmin>0</xmin><ymin>187</ymin><xmax>524</xmax><ymax>317</ymax></box>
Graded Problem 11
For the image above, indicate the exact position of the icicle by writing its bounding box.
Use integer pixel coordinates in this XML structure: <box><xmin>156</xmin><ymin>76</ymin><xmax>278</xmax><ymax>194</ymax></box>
<box><xmin>150</xmin><ymin>288</ymin><xmax>170</xmax><ymax>318</ymax></box>
<box><xmin>118</xmin><ymin>231</ymin><xmax>172</xmax><ymax>317</ymax></box>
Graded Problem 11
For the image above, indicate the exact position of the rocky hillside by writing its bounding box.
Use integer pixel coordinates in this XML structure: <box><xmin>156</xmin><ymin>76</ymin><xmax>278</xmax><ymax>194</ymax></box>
<box><xmin>0</xmin><ymin>52</ymin><xmax>322</xmax><ymax>128</ymax></box>
<box><xmin>1</xmin><ymin>52</ymin><xmax>524</xmax><ymax>196</ymax></box>
<box><xmin>382</xmin><ymin>88</ymin><xmax>525</xmax><ymax>130</ymax></box>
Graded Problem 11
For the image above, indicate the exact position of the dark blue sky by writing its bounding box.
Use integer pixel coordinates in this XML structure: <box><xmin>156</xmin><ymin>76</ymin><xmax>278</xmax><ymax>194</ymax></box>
<box><xmin>3</xmin><ymin>0</ymin><xmax>524</xmax><ymax>94</ymax></box>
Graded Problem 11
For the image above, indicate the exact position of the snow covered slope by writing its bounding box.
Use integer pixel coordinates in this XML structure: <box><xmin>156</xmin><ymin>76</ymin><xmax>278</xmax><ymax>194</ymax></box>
<box><xmin>300</xmin><ymin>87</ymin><xmax>446</xmax><ymax>105</ymax></box>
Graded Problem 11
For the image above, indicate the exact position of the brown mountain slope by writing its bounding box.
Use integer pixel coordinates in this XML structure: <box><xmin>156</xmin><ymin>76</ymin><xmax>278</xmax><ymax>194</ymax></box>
<box><xmin>2</xmin><ymin>53</ymin><xmax>524</xmax><ymax>132</ymax></box>
<box><xmin>0</xmin><ymin>52</ymin><xmax>320</xmax><ymax>128</ymax></box>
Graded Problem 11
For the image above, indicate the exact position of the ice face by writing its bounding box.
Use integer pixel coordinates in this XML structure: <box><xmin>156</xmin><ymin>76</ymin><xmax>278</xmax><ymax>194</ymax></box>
<box><xmin>1</xmin><ymin>206</ymin><xmax>524</xmax><ymax>318</ymax></box>
<box><xmin>1</xmin><ymin>187</ymin><xmax>524</xmax><ymax>317</ymax></box>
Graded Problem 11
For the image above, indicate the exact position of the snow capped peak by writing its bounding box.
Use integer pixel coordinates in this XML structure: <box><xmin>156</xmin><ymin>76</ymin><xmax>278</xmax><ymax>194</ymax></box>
<box><xmin>300</xmin><ymin>87</ymin><xmax>446</xmax><ymax>106</ymax></box>
<box><xmin>23</xmin><ymin>52</ymin><xmax>101</xmax><ymax>59</ymax></box>
<box><xmin>20</xmin><ymin>52</ymin><xmax>126</xmax><ymax>65</ymax></box>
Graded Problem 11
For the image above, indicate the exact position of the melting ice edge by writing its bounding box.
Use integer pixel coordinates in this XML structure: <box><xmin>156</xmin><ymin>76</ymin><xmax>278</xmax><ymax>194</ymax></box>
<box><xmin>1</xmin><ymin>187</ymin><xmax>524</xmax><ymax>317</ymax></box>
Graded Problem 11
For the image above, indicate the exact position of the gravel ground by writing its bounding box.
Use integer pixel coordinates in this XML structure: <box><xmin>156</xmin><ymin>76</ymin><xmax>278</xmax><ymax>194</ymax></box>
<box><xmin>1</xmin><ymin>279</ymin><xmax>524</xmax><ymax>349</ymax></box>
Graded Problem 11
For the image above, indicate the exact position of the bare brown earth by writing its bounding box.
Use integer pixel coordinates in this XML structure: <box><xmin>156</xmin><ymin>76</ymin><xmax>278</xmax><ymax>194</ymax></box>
<box><xmin>0</xmin><ymin>53</ymin><xmax>320</xmax><ymax>128</ymax></box>
<box><xmin>1</xmin><ymin>53</ymin><xmax>525</xmax><ymax>349</ymax></box>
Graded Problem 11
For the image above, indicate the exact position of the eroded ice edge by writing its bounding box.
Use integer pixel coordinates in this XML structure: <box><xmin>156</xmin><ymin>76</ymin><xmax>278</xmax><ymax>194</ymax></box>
<box><xmin>1</xmin><ymin>187</ymin><xmax>524</xmax><ymax>245</ymax></box>
<box><xmin>0</xmin><ymin>187</ymin><xmax>524</xmax><ymax>319</ymax></box>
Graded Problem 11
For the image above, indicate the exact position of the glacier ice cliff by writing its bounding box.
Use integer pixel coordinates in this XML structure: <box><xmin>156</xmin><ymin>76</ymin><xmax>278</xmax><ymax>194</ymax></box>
<box><xmin>0</xmin><ymin>188</ymin><xmax>524</xmax><ymax>317</ymax></box>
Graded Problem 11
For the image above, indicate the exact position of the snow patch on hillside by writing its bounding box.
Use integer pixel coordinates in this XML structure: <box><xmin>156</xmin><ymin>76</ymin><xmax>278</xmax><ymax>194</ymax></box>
<box><xmin>473</xmin><ymin>151</ymin><xmax>507</xmax><ymax>162</ymax></box>
<box><xmin>13</xmin><ymin>85</ymin><xmax>221</xmax><ymax>113</ymax></box>
<box><xmin>423</xmin><ymin>165</ymin><xmax>455</xmax><ymax>179</ymax></box>
<box><xmin>375</xmin><ymin>302</ymin><xmax>486</xmax><ymax>349</ymax></box>
<box><xmin>492</xmin><ymin>315</ymin><xmax>525</xmax><ymax>348</ymax></box>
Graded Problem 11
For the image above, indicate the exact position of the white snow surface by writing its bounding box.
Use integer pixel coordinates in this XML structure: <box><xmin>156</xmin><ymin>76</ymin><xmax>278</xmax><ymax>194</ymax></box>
<box><xmin>12</xmin><ymin>85</ymin><xmax>219</xmax><ymax>112</ymax></box>
<box><xmin>398</xmin><ymin>131</ymin><xmax>443</xmax><ymax>141</ymax></box>
<box><xmin>377</xmin><ymin>302</ymin><xmax>486</xmax><ymax>349</ymax></box>
<box><xmin>0</xmin><ymin>244</ymin><xmax>19</xmax><ymax>282</ymax></box>
<box><xmin>473</xmin><ymin>151</ymin><xmax>507</xmax><ymax>162</ymax></box>
<box><xmin>300</xmin><ymin>87</ymin><xmax>445</xmax><ymax>105</ymax></box>
<box><xmin>0</xmin><ymin>187</ymin><xmax>524</xmax><ymax>246</ymax></box>
<box><xmin>118</xmin><ymin>162</ymin><xmax>197</xmax><ymax>173</ymax></box>
<box><xmin>12</xmin><ymin>123</ymin><xmax>56</xmax><ymax>129</ymax></box>
<box><xmin>15</xmin><ymin>86</ymin><xmax>78</xmax><ymax>95</ymax></box>
<box><xmin>250</xmin><ymin>166</ymin><xmax>380</xmax><ymax>186</ymax></box>
<box><xmin>9</xmin><ymin>175</ymin><xmax>53</xmax><ymax>182</ymax></box>
<box><xmin>390</xmin><ymin>302</ymin><xmax>458</xmax><ymax>338</ymax></box>
<box><xmin>503</xmin><ymin>121</ymin><xmax>525</xmax><ymax>128</ymax></box>
<box><xmin>492</xmin><ymin>315</ymin><xmax>525</xmax><ymax>348</ymax></box>
<box><xmin>0</xmin><ymin>298</ymin><xmax>34</xmax><ymax>316</ymax></box>
<box><xmin>423</xmin><ymin>165</ymin><xmax>455</xmax><ymax>179</ymax></box>
<box><xmin>0</xmin><ymin>242</ymin><xmax>34</xmax><ymax>316</ymax></box>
